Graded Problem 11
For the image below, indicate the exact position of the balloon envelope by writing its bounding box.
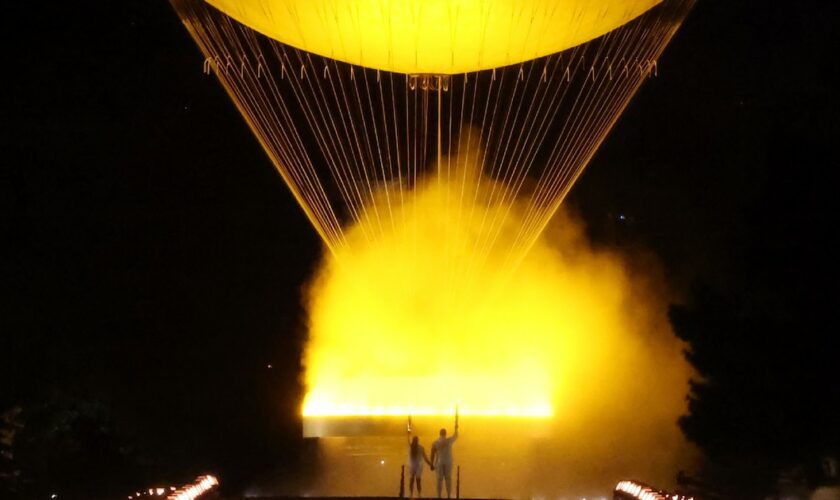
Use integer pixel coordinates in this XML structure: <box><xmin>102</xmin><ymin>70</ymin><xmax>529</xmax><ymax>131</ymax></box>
<box><xmin>204</xmin><ymin>0</ymin><xmax>662</xmax><ymax>74</ymax></box>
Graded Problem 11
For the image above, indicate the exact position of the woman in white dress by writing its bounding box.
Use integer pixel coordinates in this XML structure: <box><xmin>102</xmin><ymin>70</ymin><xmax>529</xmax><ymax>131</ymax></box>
<box><xmin>407</xmin><ymin>433</ymin><xmax>433</xmax><ymax>498</ymax></box>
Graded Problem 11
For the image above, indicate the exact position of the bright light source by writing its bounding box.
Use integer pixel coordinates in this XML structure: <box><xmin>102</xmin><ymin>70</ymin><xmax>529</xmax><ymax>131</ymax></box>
<box><xmin>614</xmin><ymin>480</ymin><xmax>694</xmax><ymax>500</ymax></box>
<box><xmin>167</xmin><ymin>475</ymin><xmax>219</xmax><ymax>500</ymax></box>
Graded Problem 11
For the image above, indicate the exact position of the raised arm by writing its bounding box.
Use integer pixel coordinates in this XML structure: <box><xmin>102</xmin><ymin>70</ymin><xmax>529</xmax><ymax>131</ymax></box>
<box><xmin>453</xmin><ymin>406</ymin><xmax>459</xmax><ymax>440</ymax></box>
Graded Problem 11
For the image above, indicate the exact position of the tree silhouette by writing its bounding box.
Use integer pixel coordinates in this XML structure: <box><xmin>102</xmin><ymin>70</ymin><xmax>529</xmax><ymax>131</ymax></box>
<box><xmin>671</xmin><ymin>285</ymin><xmax>839</xmax><ymax>496</ymax></box>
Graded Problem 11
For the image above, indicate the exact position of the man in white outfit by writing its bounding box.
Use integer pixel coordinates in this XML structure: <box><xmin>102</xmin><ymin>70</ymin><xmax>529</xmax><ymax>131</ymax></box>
<box><xmin>430</xmin><ymin>424</ymin><xmax>458</xmax><ymax>498</ymax></box>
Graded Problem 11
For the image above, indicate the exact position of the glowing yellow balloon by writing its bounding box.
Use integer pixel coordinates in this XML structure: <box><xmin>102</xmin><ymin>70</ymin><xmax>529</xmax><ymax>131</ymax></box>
<box><xmin>204</xmin><ymin>0</ymin><xmax>662</xmax><ymax>74</ymax></box>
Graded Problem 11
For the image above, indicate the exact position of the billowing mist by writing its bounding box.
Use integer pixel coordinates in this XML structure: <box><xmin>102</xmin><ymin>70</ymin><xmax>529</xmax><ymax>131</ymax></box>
<box><xmin>297</xmin><ymin>150</ymin><xmax>696</xmax><ymax>497</ymax></box>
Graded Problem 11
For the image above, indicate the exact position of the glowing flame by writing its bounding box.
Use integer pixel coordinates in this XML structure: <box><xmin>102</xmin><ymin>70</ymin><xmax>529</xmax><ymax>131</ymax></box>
<box><xmin>614</xmin><ymin>480</ymin><xmax>695</xmax><ymax>500</ymax></box>
<box><xmin>301</xmin><ymin>154</ymin><xmax>691</xmax><ymax>423</ymax></box>
<box><xmin>166</xmin><ymin>475</ymin><xmax>218</xmax><ymax>500</ymax></box>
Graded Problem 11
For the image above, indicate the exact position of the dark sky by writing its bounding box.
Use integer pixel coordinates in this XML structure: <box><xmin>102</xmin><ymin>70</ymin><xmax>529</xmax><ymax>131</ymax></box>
<box><xmin>2</xmin><ymin>0</ymin><xmax>838</xmax><ymax>495</ymax></box>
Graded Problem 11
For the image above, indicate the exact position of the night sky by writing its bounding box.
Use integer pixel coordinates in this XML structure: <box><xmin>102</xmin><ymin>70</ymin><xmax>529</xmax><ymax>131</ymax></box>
<box><xmin>3</xmin><ymin>0</ymin><xmax>838</xmax><ymax>497</ymax></box>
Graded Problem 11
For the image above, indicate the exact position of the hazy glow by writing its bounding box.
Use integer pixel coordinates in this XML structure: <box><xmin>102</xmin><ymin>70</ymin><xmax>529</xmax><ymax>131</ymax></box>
<box><xmin>302</xmin><ymin>404</ymin><xmax>552</xmax><ymax>418</ymax></box>
<box><xmin>302</xmin><ymin>155</ymin><xmax>690</xmax><ymax>426</ymax></box>
<box><xmin>204</xmin><ymin>0</ymin><xmax>661</xmax><ymax>74</ymax></box>
<box><xmin>285</xmin><ymin>150</ymin><xmax>698</xmax><ymax>495</ymax></box>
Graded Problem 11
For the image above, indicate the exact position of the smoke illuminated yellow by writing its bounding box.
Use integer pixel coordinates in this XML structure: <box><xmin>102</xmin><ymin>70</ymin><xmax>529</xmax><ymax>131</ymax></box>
<box><xmin>204</xmin><ymin>0</ymin><xmax>661</xmax><ymax>74</ymax></box>
<box><xmin>302</xmin><ymin>156</ymin><xmax>688</xmax><ymax>420</ymax></box>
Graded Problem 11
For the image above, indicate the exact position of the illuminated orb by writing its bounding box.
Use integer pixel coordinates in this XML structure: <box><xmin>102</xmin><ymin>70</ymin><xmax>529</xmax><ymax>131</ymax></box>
<box><xmin>203</xmin><ymin>0</ymin><xmax>662</xmax><ymax>74</ymax></box>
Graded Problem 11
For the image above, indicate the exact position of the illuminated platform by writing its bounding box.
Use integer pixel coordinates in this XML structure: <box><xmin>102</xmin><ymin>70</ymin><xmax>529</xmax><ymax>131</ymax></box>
<box><xmin>298</xmin><ymin>416</ymin><xmax>556</xmax><ymax>498</ymax></box>
<box><xmin>303</xmin><ymin>415</ymin><xmax>551</xmax><ymax>438</ymax></box>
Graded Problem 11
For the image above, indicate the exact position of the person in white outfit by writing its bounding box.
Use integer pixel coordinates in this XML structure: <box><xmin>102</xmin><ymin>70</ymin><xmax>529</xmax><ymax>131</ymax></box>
<box><xmin>430</xmin><ymin>425</ymin><xmax>458</xmax><ymax>498</ymax></box>
<box><xmin>407</xmin><ymin>433</ymin><xmax>433</xmax><ymax>498</ymax></box>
